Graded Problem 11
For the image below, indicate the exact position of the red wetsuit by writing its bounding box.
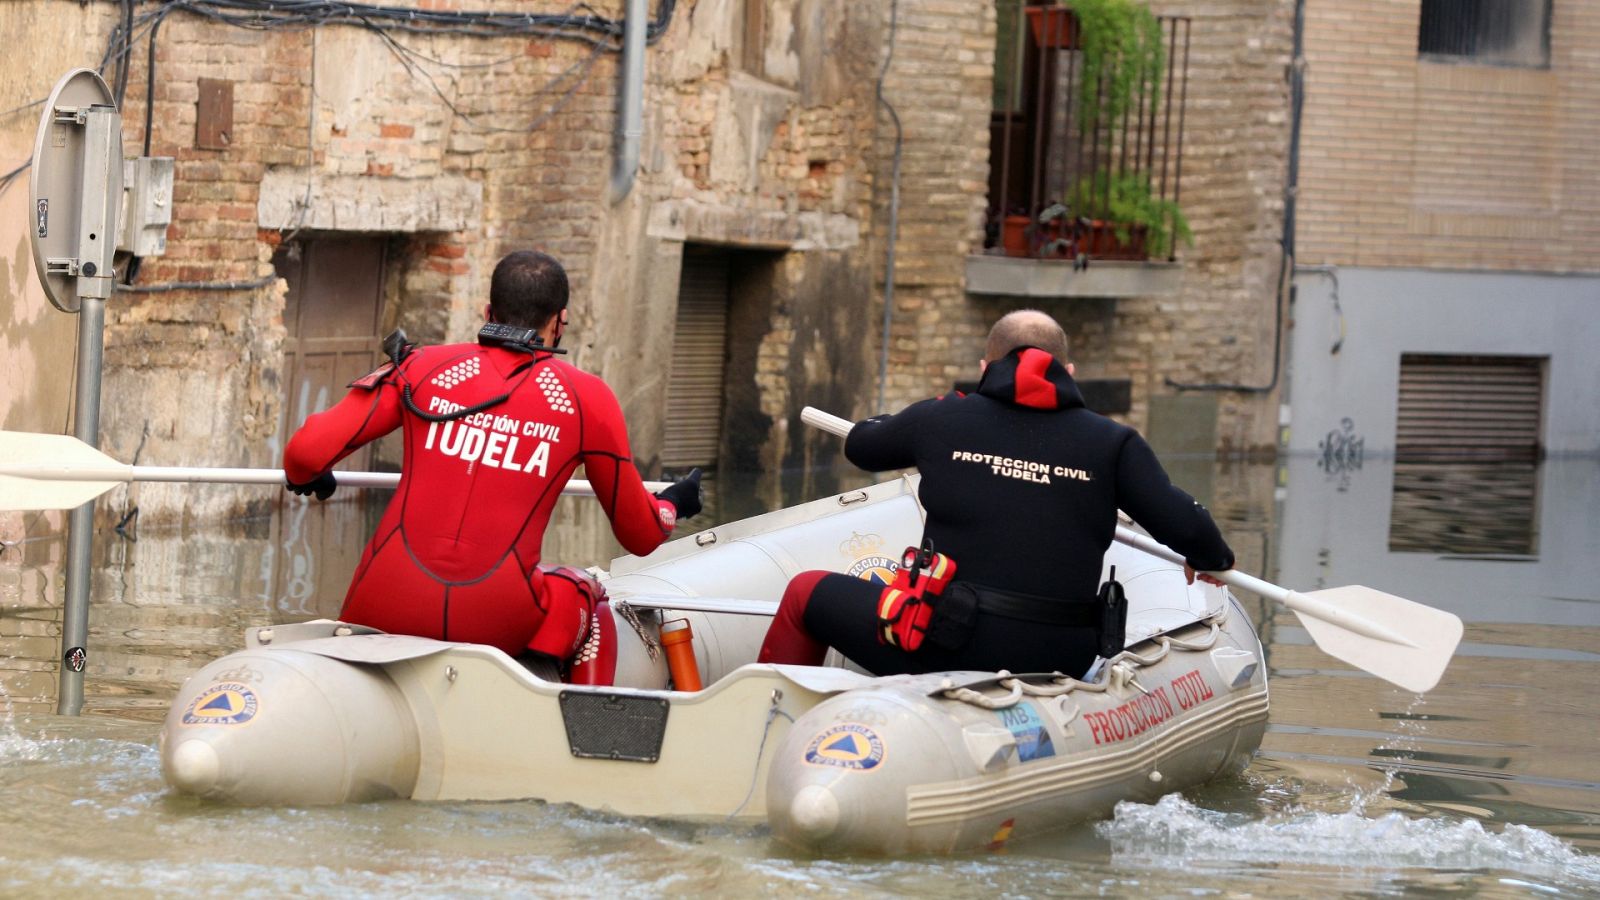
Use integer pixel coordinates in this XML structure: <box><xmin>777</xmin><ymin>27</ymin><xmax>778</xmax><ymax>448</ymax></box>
<box><xmin>283</xmin><ymin>342</ymin><xmax>676</xmax><ymax>659</ymax></box>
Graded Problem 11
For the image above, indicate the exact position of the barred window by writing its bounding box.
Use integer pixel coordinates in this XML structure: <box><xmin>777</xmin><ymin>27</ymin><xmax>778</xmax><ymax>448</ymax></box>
<box><xmin>1418</xmin><ymin>0</ymin><xmax>1551</xmax><ymax>67</ymax></box>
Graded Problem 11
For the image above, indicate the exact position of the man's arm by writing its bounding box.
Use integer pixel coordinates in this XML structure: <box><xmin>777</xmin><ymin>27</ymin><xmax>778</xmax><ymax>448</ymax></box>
<box><xmin>579</xmin><ymin>379</ymin><xmax>679</xmax><ymax>557</ymax></box>
<box><xmin>842</xmin><ymin>397</ymin><xmax>942</xmax><ymax>472</ymax></box>
<box><xmin>1113</xmin><ymin>432</ymin><xmax>1234</xmax><ymax>572</ymax></box>
<box><xmin>283</xmin><ymin>378</ymin><xmax>404</xmax><ymax>486</ymax></box>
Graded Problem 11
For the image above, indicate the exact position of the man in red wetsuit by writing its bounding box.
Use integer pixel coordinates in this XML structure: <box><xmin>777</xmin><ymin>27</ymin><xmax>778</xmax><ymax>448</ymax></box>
<box><xmin>283</xmin><ymin>250</ymin><xmax>701</xmax><ymax>673</ymax></box>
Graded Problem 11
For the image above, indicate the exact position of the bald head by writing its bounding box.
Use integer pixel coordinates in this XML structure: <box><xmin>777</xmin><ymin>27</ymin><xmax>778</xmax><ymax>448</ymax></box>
<box><xmin>984</xmin><ymin>309</ymin><xmax>1068</xmax><ymax>363</ymax></box>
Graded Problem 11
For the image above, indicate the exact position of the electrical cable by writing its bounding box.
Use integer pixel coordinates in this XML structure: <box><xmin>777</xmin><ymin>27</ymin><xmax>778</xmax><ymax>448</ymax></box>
<box><xmin>0</xmin><ymin>160</ymin><xmax>30</xmax><ymax>200</ymax></box>
<box><xmin>116</xmin><ymin>275</ymin><xmax>278</xmax><ymax>293</ymax></box>
<box><xmin>113</xmin><ymin>0</ymin><xmax>135</xmax><ymax>105</ymax></box>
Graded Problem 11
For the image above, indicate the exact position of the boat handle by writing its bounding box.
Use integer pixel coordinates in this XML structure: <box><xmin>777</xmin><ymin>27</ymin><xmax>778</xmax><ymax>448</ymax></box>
<box><xmin>837</xmin><ymin>491</ymin><xmax>868</xmax><ymax>506</ymax></box>
<box><xmin>694</xmin><ymin>531</ymin><xmax>718</xmax><ymax>546</ymax></box>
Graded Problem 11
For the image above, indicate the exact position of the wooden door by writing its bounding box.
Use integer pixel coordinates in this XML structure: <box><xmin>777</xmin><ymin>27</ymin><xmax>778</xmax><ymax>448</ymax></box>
<box><xmin>271</xmin><ymin>236</ymin><xmax>390</xmax><ymax>618</ymax></box>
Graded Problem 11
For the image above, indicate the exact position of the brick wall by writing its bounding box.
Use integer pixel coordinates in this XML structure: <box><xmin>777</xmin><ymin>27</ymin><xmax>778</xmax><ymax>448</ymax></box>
<box><xmin>871</xmin><ymin>0</ymin><xmax>1292</xmax><ymax>455</ymax></box>
<box><xmin>1297</xmin><ymin>0</ymin><xmax>1600</xmax><ymax>272</ymax></box>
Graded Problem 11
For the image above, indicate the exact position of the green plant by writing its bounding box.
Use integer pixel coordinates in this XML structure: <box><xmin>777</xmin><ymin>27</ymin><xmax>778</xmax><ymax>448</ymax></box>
<box><xmin>1070</xmin><ymin>171</ymin><xmax>1193</xmax><ymax>259</ymax></box>
<box><xmin>1065</xmin><ymin>0</ymin><xmax>1187</xmax><ymax>259</ymax></box>
<box><xmin>1071</xmin><ymin>0</ymin><xmax>1164</xmax><ymax>129</ymax></box>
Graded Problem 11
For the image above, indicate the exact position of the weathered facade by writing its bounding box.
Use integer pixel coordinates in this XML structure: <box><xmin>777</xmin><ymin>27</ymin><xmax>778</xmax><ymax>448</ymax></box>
<box><xmin>876</xmin><ymin>0</ymin><xmax>1293</xmax><ymax>457</ymax></box>
<box><xmin>3</xmin><ymin>0</ymin><xmax>1295</xmax><ymax>582</ymax></box>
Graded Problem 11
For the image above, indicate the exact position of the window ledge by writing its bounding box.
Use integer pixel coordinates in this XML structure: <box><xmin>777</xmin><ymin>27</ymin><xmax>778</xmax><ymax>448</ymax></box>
<box><xmin>965</xmin><ymin>255</ymin><xmax>1182</xmax><ymax>298</ymax></box>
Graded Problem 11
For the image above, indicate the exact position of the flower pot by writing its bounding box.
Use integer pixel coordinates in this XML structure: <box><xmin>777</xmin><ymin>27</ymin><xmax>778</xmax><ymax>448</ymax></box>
<box><xmin>1001</xmin><ymin>215</ymin><xmax>1032</xmax><ymax>258</ymax></box>
<box><xmin>1026</xmin><ymin>7</ymin><xmax>1078</xmax><ymax>50</ymax></box>
<box><xmin>1082</xmin><ymin>220</ymin><xmax>1147</xmax><ymax>260</ymax></box>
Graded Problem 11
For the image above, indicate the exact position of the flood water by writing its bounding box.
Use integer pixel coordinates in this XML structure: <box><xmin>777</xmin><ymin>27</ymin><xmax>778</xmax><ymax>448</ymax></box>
<box><xmin>2</xmin><ymin>455</ymin><xmax>1598</xmax><ymax>897</ymax></box>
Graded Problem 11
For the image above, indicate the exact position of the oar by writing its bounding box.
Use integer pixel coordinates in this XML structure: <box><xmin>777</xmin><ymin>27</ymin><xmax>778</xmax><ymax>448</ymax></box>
<box><xmin>0</xmin><ymin>430</ymin><xmax>670</xmax><ymax>511</ymax></box>
<box><xmin>800</xmin><ymin>406</ymin><xmax>1463</xmax><ymax>694</ymax></box>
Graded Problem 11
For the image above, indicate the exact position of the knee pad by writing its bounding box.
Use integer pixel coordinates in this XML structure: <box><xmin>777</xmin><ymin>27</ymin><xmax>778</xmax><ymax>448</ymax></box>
<box><xmin>568</xmin><ymin>600</ymin><xmax>618</xmax><ymax>687</ymax></box>
<box><xmin>526</xmin><ymin>566</ymin><xmax>607</xmax><ymax>666</ymax></box>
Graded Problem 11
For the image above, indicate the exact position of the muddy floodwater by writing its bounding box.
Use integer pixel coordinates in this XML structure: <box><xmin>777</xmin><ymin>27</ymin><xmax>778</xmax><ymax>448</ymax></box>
<box><xmin>2</xmin><ymin>456</ymin><xmax>1598</xmax><ymax>897</ymax></box>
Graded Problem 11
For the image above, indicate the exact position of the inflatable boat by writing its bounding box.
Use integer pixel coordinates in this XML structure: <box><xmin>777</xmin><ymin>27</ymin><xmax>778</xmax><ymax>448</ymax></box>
<box><xmin>158</xmin><ymin>475</ymin><xmax>1269</xmax><ymax>855</ymax></box>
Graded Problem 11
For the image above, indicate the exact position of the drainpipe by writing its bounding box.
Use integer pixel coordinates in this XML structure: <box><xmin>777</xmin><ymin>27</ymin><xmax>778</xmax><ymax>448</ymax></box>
<box><xmin>607</xmin><ymin>0</ymin><xmax>646</xmax><ymax>205</ymax></box>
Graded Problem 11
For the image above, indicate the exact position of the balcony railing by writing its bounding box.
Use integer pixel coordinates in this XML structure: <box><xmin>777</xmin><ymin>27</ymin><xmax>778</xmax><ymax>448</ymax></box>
<box><xmin>986</xmin><ymin>2</ymin><xmax>1191</xmax><ymax>263</ymax></box>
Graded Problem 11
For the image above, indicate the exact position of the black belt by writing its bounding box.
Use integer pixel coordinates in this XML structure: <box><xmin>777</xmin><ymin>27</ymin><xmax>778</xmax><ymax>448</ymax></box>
<box><xmin>963</xmin><ymin>583</ymin><xmax>1099</xmax><ymax>628</ymax></box>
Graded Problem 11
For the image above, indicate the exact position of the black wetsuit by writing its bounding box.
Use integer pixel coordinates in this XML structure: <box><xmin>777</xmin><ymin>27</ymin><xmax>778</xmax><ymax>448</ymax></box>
<box><xmin>758</xmin><ymin>346</ymin><xmax>1235</xmax><ymax>677</ymax></box>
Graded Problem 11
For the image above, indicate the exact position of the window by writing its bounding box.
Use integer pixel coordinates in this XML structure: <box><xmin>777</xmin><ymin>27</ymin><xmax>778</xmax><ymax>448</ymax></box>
<box><xmin>1395</xmin><ymin>353</ymin><xmax>1544</xmax><ymax>462</ymax></box>
<box><xmin>1418</xmin><ymin>0</ymin><xmax>1550</xmax><ymax>67</ymax></box>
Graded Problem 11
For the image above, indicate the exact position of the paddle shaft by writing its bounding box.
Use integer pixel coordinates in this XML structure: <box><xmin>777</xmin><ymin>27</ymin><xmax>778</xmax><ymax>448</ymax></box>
<box><xmin>0</xmin><ymin>462</ymin><xmax>669</xmax><ymax>497</ymax></box>
<box><xmin>800</xmin><ymin>406</ymin><xmax>1418</xmax><ymax>648</ymax></box>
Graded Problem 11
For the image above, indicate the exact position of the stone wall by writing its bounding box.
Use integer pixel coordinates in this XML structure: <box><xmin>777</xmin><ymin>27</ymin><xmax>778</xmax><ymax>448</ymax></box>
<box><xmin>1</xmin><ymin>1</ymin><xmax>888</xmax><ymax>532</ymax></box>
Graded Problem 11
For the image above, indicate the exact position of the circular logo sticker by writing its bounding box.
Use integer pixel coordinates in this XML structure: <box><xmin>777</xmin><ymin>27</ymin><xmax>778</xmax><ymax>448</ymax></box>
<box><xmin>845</xmin><ymin>555</ymin><xmax>899</xmax><ymax>586</ymax></box>
<box><xmin>64</xmin><ymin>647</ymin><xmax>86</xmax><ymax>673</ymax></box>
<box><xmin>181</xmin><ymin>682</ymin><xmax>260</xmax><ymax>726</ymax></box>
<box><xmin>803</xmin><ymin>723</ymin><xmax>886</xmax><ymax>771</ymax></box>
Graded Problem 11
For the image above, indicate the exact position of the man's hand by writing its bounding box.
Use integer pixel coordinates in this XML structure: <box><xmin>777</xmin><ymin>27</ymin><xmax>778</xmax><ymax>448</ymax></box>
<box><xmin>1184</xmin><ymin>564</ymin><xmax>1226</xmax><ymax>587</ymax></box>
<box><xmin>655</xmin><ymin>467</ymin><xmax>703</xmax><ymax>520</ymax></box>
<box><xmin>286</xmin><ymin>471</ymin><xmax>337</xmax><ymax>501</ymax></box>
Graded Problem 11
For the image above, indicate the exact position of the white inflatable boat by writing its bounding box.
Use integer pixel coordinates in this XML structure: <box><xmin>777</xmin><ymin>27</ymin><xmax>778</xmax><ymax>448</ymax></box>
<box><xmin>159</xmin><ymin>476</ymin><xmax>1269</xmax><ymax>855</ymax></box>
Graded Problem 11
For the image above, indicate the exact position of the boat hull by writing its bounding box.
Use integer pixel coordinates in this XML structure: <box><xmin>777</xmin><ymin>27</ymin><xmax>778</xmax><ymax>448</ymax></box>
<box><xmin>159</xmin><ymin>477</ymin><xmax>1269</xmax><ymax>853</ymax></box>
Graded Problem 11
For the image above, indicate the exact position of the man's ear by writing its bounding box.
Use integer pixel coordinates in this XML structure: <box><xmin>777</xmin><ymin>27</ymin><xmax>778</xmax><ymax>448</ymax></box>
<box><xmin>484</xmin><ymin>303</ymin><xmax>496</xmax><ymax>323</ymax></box>
<box><xmin>1067</xmin><ymin>362</ymin><xmax>1076</xmax><ymax>377</ymax></box>
<box><xmin>979</xmin><ymin>358</ymin><xmax>988</xmax><ymax>375</ymax></box>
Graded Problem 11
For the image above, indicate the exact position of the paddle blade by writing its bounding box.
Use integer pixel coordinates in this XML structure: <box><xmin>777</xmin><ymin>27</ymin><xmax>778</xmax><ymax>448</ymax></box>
<box><xmin>1289</xmin><ymin>585</ymin><xmax>1463</xmax><ymax>694</ymax></box>
<box><xmin>0</xmin><ymin>431</ymin><xmax>126</xmax><ymax>510</ymax></box>
<box><xmin>0</xmin><ymin>472</ymin><xmax>118</xmax><ymax>510</ymax></box>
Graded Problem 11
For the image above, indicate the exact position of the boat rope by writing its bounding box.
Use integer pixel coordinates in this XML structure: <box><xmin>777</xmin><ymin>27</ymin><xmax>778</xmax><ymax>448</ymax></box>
<box><xmin>612</xmin><ymin>600</ymin><xmax>661</xmax><ymax>662</ymax></box>
<box><xmin>939</xmin><ymin>605</ymin><xmax>1230</xmax><ymax>710</ymax></box>
<box><xmin>903</xmin><ymin>473</ymin><xmax>926</xmax><ymax>524</ymax></box>
<box><xmin>728</xmin><ymin>689</ymin><xmax>795</xmax><ymax>820</ymax></box>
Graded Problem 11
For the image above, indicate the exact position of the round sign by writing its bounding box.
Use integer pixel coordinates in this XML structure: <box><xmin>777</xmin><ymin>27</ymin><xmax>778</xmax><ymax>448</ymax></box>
<box><xmin>29</xmin><ymin>68</ymin><xmax>122</xmax><ymax>314</ymax></box>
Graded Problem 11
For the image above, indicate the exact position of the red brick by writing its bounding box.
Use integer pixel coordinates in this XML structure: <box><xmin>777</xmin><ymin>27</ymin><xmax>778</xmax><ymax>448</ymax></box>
<box><xmin>380</xmin><ymin>123</ymin><xmax>415</xmax><ymax>139</ymax></box>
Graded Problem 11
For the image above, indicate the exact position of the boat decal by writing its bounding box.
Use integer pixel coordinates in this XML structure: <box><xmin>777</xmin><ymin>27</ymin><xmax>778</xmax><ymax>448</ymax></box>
<box><xmin>841</xmin><ymin>533</ymin><xmax>898</xmax><ymax>585</ymax></box>
<box><xmin>1170</xmin><ymin>668</ymin><xmax>1217</xmax><ymax>709</ymax></box>
<box><xmin>905</xmin><ymin>688</ymin><xmax>1269</xmax><ymax>826</ymax></box>
<box><xmin>1083</xmin><ymin>668</ymin><xmax>1217</xmax><ymax>746</ymax></box>
<box><xmin>804</xmin><ymin>723</ymin><xmax>887</xmax><ymax>771</ymax></box>
<box><xmin>986</xmin><ymin>818</ymin><xmax>1016</xmax><ymax>852</ymax></box>
<box><xmin>181</xmin><ymin>682</ymin><xmax>260</xmax><ymax>727</ymax></box>
<box><xmin>995</xmin><ymin>702</ymin><xmax>1055</xmax><ymax>762</ymax></box>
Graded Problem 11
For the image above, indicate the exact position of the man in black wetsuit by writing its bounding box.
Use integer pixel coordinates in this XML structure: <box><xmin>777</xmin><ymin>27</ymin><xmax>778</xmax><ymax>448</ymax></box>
<box><xmin>757</xmin><ymin>309</ymin><xmax>1234</xmax><ymax>677</ymax></box>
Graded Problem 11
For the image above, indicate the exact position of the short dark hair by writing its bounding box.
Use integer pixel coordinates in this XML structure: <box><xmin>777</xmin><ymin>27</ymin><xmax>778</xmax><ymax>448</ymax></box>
<box><xmin>489</xmin><ymin>250</ymin><xmax>569</xmax><ymax>329</ymax></box>
<box><xmin>985</xmin><ymin>309</ymin><xmax>1068</xmax><ymax>362</ymax></box>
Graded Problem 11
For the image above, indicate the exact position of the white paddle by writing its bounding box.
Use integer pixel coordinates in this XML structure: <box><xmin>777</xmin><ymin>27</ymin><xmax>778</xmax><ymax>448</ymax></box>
<box><xmin>800</xmin><ymin>406</ymin><xmax>1463</xmax><ymax>694</ymax></box>
<box><xmin>0</xmin><ymin>430</ymin><xmax>670</xmax><ymax>511</ymax></box>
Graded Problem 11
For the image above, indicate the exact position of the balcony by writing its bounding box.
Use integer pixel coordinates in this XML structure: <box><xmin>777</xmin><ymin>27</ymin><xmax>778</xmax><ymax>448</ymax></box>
<box><xmin>972</xmin><ymin>1</ymin><xmax>1191</xmax><ymax>299</ymax></box>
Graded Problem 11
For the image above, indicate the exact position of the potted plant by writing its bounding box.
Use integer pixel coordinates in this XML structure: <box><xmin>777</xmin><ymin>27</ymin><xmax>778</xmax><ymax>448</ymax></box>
<box><xmin>1066</xmin><ymin>0</ymin><xmax>1187</xmax><ymax>260</ymax></box>
<box><xmin>1070</xmin><ymin>171</ymin><xmax>1192</xmax><ymax>260</ymax></box>
<box><xmin>1071</xmin><ymin>0</ymin><xmax>1164</xmax><ymax>130</ymax></box>
<box><xmin>1026</xmin><ymin>5</ymin><xmax>1078</xmax><ymax>50</ymax></box>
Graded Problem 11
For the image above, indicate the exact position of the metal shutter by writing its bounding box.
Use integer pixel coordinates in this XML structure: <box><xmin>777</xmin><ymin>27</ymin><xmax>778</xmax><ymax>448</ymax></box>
<box><xmin>661</xmin><ymin>250</ymin><xmax>730</xmax><ymax>469</ymax></box>
<box><xmin>1396</xmin><ymin>354</ymin><xmax>1544</xmax><ymax>462</ymax></box>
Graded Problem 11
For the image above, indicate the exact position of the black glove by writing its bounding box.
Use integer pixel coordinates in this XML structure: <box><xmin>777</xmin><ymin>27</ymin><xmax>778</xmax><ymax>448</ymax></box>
<box><xmin>655</xmin><ymin>467</ymin><xmax>702</xmax><ymax>521</ymax></box>
<box><xmin>286</xmin><ymin>471</ymin><xmax>337</xmax><ymax>501</ymax></box>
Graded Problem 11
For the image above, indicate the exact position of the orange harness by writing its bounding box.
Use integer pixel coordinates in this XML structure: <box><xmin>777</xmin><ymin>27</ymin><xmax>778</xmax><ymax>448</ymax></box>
<box><xmin>876</xmin><ymin>542</ymin><xmax>957</xmax><ymax>651</ymax></box>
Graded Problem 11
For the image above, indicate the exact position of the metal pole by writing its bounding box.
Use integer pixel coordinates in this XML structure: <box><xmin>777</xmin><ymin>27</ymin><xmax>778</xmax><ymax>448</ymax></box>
<box><xmin>57</xmin><ymin>295</ymin><xmax>105</xmax><ymax>716</ymax></box>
